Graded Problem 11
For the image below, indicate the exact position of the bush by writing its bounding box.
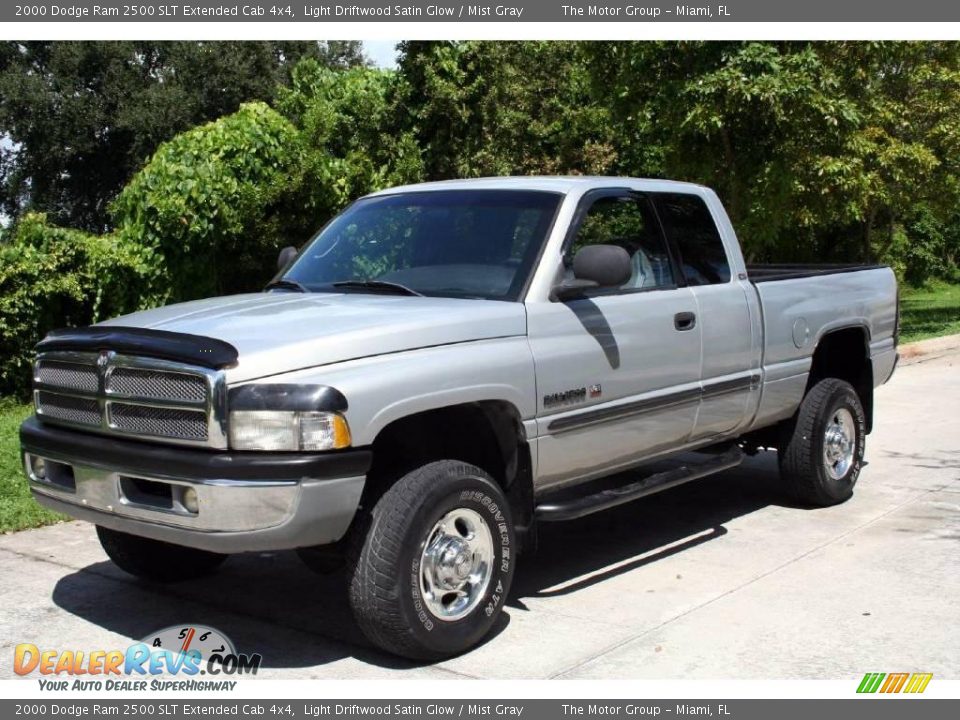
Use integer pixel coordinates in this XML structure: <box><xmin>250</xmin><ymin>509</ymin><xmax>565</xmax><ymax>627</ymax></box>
<box><xmin>0</xmin><ymin>214</ymin><xmax>157</xmax><ymax>397</ymax></box>
<box><xmin>884</xmin><ymin>208</ymin><xmax>960</xmax><ymax>286</ymax></box>
<box><xmin>276</xmin><ymin>62</ymin><xmax>424</xmax><ymax>229</ymax></box>
<box><xmin>111</xmin><ymin>101</ymin><xmax>305</xmax><ymax>301</ymax></box>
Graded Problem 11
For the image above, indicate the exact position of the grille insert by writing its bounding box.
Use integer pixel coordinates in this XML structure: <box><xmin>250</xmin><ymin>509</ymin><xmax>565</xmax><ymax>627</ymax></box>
<box><xmin>108</xmin><ymin>367</ymin><xmax>206</xmax><ymax>403</ymax></box>
<box><xmin>36</xmin><ymin>391</ymin><xmax>101</xmax><ymax>427</ymax></box>
<box><xmin>32</xmin><ymin>351</ymin><xmax>223</xmax><ymax>447</ymax></box>
<box><xmin>36</xmin><ymin>361</ymin><xmax>98</xmax><ymax>393</ymax></box>
<box><xmin>108</xmin><ymin>403</ymin><xmax>208</xmax><ymax>441</ymax></box>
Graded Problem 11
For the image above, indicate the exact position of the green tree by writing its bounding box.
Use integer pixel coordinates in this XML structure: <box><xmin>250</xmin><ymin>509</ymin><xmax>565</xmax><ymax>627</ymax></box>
<box><xmin>822</xmin><ymin>42</ymin><xmax>960</xmax><ymax>265</ymax></box>
<box><xmin>587</xmin><ymin>41</ymin><xmax>960</xmax><ymax>271</ymax></box>
<box><xmin>397</xmin><ymin>41</ymin><xmax>616</xmax><ymax>180</ymax></box>
<box><xmin>0</xmin><ymin>41</ymin><xmax>365</xmax><ymax>231</ymax></box>
<box><xmin>276</xmin><ymin>59</ymin><xmax>424</xmax><ymax>232</ymax></box>
<box><xmin>588</xmin><ymin>42</ymin><xmax>865</xmax><ymax>260</ymax></box>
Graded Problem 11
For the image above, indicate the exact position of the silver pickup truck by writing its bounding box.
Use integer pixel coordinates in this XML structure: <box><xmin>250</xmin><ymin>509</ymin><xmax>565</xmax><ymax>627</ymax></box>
<box><xmin>20</xmin><ymin>177</ymin><xmax>898</xmax><ymax>660</ymax></box>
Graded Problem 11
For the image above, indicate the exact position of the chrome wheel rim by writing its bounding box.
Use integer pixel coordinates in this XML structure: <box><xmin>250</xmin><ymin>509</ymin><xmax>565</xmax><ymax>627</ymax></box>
<box><xmin>823</xmin><ymin>407</ymin><xmax>856</xmax><ymax>480</ymax></box>
<box><xmin>419</xmin><ymin>508</ymin><xmax>493</xmax><ymax>622</ymax></box>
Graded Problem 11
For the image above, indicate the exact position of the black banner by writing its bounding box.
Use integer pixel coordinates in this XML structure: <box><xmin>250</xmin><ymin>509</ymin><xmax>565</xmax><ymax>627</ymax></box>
<box><xmin>4</xmin><ymin>1</ymin><xmax>960</xmax><ymax>23</ymax></box>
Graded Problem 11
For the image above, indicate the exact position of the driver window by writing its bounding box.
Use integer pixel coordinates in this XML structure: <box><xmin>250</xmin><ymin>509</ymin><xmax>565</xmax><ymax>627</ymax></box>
<box><xmin>567</xmin><ymin>196</ymin><xmax>675</xmax><ymax>291</ymax></box>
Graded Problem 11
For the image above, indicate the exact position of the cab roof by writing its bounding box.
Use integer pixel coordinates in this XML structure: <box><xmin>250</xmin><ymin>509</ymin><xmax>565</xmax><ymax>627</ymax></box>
<box><xmin>365</xmin><ymin>176</ymin><xmax>707</xmax><ymax>197</ymax></box>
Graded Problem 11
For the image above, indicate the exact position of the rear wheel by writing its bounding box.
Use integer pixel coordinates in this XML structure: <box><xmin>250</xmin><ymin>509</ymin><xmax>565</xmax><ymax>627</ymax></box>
<box><xmin>346</xmin><ymin>460</ymin><xmax>515</xmax><ymax>660</ymax></box>
<box><xmin>96</xmin><ymin>526</ymin><xmax>227</xmax><ymax>582</ymax></box>
<box><xmin>779</xmin><ymin>378</ymin><xmax>866</xmax><ymax>506</ymax></box>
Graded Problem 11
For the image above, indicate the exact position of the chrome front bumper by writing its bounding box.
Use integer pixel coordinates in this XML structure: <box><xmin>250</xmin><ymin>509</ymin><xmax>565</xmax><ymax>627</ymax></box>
<box><xmin>20</xmin><ymin>416</ymin><xmax>370</xmax><ymax>553</ymax></box>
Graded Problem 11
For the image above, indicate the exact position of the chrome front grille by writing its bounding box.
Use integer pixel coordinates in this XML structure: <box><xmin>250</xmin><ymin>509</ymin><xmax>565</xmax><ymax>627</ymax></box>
<box><xmin>35</xmin><ymin>390</ymin><xmax>101</xmax><ymax>426</ymax></box>
<box><xmin>33</xmin><ymin>351</ymin><xmax>226</xmax><ymax>448</ymax></box>
<box><xmin>35</xmin><ymin>361</ymin><xmax>99</xmax><ymax>393</ymax></box>
<box><xmin>108</xmin><ymin>403</ymin><xmax>208</xmax><ymax>440</ymax></box>
<box><xmin>107</xmin><ymin>367</ymin><xmax>207</xmax><ymax>402</ymax></box>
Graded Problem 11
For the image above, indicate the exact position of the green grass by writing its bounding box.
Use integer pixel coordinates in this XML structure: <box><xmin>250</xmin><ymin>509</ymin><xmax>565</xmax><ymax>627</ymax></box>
<box><xmin>0</xmin><ymin>399</ymin><xmax>65</xmax><ymax>532</ymax></box>
<box><xmin>899</xmin><ymin>281</ymin><xmax>960</xmax><ymax>344</ymax></box>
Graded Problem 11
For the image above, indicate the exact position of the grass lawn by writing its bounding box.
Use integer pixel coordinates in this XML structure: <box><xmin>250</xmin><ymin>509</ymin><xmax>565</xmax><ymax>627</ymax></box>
<box><xmin>899</xmin><ymin>281</ymin><xmax>960</xmax><ymax>344</ymax></box>
<box><xmin>0</xmin><ymin>399</ymin><xmax>65</xmax><ymax>532</ymax></box>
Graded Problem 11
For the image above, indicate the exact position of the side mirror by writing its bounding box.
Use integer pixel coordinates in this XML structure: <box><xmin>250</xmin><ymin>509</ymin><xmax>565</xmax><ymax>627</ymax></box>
<box><xmin>550</xmin><ymin>244</ymin><xmax>631</xmax><ymax>301</ymax></box>
<box><xmin>277</xmin><ymin>246</ymin><xmax>298</xmax><ymax>271</ymax></box>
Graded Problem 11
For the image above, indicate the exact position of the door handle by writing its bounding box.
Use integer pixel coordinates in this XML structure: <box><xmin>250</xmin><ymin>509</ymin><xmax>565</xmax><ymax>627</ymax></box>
<box><xmin>674</xmin><ymin>311</ymin><xmax>697</xmax><ymax>331</ymax></box>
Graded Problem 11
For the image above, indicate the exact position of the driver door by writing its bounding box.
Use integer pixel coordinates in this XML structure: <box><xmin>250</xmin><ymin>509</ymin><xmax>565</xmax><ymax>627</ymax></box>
<box><xmin>527</xmin><ymin>190</ymin><xmax>702</xmax><ymax>490</ymax></box>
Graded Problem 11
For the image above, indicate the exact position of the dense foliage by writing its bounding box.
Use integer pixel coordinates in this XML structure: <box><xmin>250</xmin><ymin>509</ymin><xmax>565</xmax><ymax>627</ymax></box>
<box><xmin>1</xmin><ymin>40</ymin><xmax>959</xmax><ymax>397</ymax></box>
<box><xmin>0</xmin><ymin>215</ymin><xmax>156</xmax><ymax>394</ymax></box>
<box><xmin>396</xmin><ymin>41</ymin><xmax>616</xmax><ymax>178</ymax></box>
<box><xmin>112</xmin><ymin>102</ymin><xmax>303</xmax><ymax>301</ymax></box>
<box><xmin>0</xmin><ymin>41</ymin><xmax>365</xmax><ymax>231</ymax></box>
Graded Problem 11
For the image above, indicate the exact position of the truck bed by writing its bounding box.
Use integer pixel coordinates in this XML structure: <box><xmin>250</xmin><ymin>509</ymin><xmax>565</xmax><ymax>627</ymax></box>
<box><xmin>746</xmin><ymin>264</ymin><xmax>899</xmax><ymax>432</ymax></box>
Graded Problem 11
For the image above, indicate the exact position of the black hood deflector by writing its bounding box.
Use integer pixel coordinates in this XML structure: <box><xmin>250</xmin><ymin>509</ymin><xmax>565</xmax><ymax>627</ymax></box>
<box><xmin>36</xmin><ymin>326</ymin><xmax>239</xmax><ymax>369</ymax></box>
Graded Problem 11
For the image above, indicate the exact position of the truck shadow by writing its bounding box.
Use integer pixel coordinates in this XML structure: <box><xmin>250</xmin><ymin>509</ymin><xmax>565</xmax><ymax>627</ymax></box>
<box><xmin>511</xmin><ymin>450</ymin><xmax>789</xmax><ymax>602</ymax></box>
<box><xmin>50</xmin><ymin>549</ymin><xmax>431</xmax><ymax>672</ymax></box>
<box><xmin>51</xmin><ymin>451</ymin><xmax>791</xmax><ymax>672</ymax></box>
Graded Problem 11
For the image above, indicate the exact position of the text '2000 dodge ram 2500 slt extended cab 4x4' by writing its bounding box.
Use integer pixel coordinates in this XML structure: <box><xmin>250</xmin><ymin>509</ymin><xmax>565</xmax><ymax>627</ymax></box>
<box><xmin>21</xmin><ymin>177</ymin><xmax>899</xmax><ymax>660</ymax></box>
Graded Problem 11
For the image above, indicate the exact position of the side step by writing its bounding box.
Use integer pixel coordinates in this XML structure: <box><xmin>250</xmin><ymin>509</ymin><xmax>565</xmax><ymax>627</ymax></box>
<box><xmin>535</xmin><ymin>445</ymin><xmax>744</xmax><ymax>522</ymax></box>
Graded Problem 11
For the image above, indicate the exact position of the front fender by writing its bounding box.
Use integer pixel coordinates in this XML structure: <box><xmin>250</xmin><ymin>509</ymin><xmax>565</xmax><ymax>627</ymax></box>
<box><xmin>229</xmin><ymin>337</ymin><xmax>537</xmax><ymax>447</ymax></box>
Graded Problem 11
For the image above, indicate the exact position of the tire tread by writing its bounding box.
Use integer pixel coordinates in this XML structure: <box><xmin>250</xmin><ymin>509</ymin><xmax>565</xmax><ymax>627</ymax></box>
<box><xmin>779</xmin><ymin>378</ymin><xmax>863</xmax><ymax>507</ymax></box>
<box><xmin>346</xmin><ymin>460</ymin><xmax>506</xmax><ymax>660</ymax></box>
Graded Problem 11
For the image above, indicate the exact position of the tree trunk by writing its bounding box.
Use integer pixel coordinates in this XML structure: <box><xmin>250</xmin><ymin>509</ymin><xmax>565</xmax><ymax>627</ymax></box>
<box><xmin>863</xmin><ymin>206</ymin><xmax>877</xmax><ymax>264</ymax></box>
<box><xmin>877</xmin><ymin>213</ymin><xmax>896</xmax><ymax>259</ymax></box>
<box><xmin>720</xmin><ymin>126</ymin><xmax>740</xmax><ymax>222</ymax></box>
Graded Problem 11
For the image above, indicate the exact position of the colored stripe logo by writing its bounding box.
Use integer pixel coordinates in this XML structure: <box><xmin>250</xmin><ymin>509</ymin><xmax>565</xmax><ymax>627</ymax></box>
<box><xmin>857</xmin><ymin>672</ymin><xmax>933</xmax><ymax>694</ymax></box>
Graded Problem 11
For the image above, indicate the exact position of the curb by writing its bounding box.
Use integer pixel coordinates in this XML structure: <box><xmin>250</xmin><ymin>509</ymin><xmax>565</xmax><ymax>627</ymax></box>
<box><xmin>897</xmin><ymin>333</ymin><xmax>960</xmax><ymax>366</ymax></box>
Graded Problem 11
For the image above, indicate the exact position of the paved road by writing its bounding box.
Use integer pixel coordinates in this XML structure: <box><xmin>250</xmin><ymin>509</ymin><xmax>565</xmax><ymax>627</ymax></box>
<box><xmin>2</xmin><ymin>353</ymin><xmax>957</xmax><ymax>680</ymax></box>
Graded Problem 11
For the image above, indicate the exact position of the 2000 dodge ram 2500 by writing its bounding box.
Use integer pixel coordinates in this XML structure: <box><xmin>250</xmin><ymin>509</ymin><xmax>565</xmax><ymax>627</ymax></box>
<box><xmin>21</xmin><ymin>177</ymin><xmax>898</xmax><ymax>659</ymax></box>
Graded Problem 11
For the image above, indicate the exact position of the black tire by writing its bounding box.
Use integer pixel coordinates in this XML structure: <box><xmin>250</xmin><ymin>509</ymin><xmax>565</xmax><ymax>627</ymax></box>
<box><xmin>96</xmin><ymin>526</ymin><xmax>227</xmax><ymax>582</ymax></box>
<box><xmin>346</xmin><ymin>460</ymin><xmax>515</xmax><ymax>661</ymax></box>
<box><xmin>779</xmin><ymin>378</ymin><xmax>866</xmax><ymax>507</ymax></box>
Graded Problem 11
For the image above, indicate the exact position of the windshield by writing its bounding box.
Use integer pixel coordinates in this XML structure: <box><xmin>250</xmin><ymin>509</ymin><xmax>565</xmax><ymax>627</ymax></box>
<box><xmin>281</xmin><ymin>189</ymin><xmax>562</xmax><ymax>300</ymax></box>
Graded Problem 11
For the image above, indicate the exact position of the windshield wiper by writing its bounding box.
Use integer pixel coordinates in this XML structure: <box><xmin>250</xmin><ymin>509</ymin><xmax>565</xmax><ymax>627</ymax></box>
<box><xmin>265</xmin><ymin>279</ymin><xmax>310</xmax><ymax>293</ymax></box>
<box><xmin>332</xmin><ymin>280</ymin><xmax>423</xmax><ymax>297</ymax></box>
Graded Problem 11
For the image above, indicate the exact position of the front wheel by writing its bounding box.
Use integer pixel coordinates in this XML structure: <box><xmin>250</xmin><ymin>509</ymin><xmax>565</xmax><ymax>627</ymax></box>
<box><xmin>779</xmin><ymin>378</ymin><xmax>866</xmax><ymax>506</ymax></box>
<box><xmin>346</xmin><ymin>460</ymin><xmax>515</xmax><ymax>660</ymax></box>
<box><xmin>96</xmin><ymin>526</ymin><xmax>227</xmax><ymax>582</ymax></box>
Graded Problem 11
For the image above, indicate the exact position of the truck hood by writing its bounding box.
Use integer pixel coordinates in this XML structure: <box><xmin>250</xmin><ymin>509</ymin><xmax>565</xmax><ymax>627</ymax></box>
<box><xmin>99</xmin><ymin>292</ymin><xmax>527</xmax><ymax>383</ymax></box>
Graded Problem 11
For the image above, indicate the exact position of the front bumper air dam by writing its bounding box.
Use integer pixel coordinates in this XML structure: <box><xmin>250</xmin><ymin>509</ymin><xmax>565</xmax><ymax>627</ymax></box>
<box><xmin>19</xmin><ymin>416</ymin><xmax>371</xmax><ymax>553</ymax></box>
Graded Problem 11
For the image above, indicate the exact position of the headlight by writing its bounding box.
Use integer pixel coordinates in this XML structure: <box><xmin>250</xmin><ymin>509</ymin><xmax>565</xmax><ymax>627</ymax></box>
<box><xmin>227</xmin><ymin>384</ymin><xmax>352</xmax><ymax>451</ymax></box>
<box><xmin>229</xmin><ymin>410</ymin><xmax>351</xmax><ymax>451</ymax></box>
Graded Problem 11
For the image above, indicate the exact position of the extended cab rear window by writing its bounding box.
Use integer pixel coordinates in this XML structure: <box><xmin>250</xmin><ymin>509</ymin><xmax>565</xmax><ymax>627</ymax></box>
<box><xmin>654</xmin><ymin>194</ymin><xmax>731</xmax><ymax>285</ymax></box>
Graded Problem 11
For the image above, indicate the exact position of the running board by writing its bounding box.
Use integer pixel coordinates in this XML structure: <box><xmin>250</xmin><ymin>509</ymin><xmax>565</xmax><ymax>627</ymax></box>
<box><xmin>534</xmin><ymin>446</ymin><xmax>744</xmax><ymax>522</ymax></box>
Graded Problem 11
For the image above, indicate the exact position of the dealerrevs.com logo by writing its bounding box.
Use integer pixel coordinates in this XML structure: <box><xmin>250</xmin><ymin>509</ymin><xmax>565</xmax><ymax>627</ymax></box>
<box><xmin>14</xmin><ymin>624</ymin><xmax>262</xmax><ymax>691</ymax></box>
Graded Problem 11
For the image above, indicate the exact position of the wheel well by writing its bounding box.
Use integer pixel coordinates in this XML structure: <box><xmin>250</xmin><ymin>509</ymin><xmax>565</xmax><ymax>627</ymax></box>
<box><xmin>806</xmin><ymin>327</ymin><xmax>874</xmax><ymax>433</ymax></box>
<box><xmin>361</xmin><ymin>402</ymin><xmax>535</xmax><ymax>545</ymax></box>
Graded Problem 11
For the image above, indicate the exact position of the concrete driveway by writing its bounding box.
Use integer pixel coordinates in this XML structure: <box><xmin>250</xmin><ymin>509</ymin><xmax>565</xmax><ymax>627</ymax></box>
<box><xmin>2</xmin><ymin>352</ymin><xmax>957</xmax><ymax>680</ymax></box>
